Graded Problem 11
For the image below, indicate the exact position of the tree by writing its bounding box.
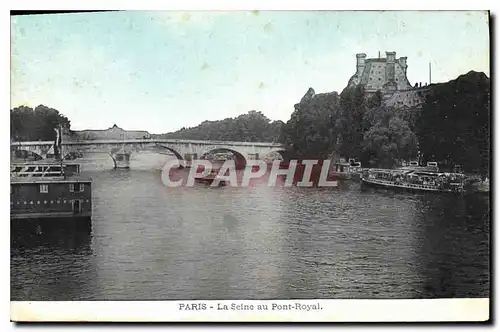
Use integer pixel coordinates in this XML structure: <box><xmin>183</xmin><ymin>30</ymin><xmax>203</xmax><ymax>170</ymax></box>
<box><xmin>159</xmin><ymin>110</ymin><xmax>283</xmax><ymax>142</ymax></box>
<box><xmin>362</xmin><ymin>106</ymin><xmax>418</xmax><ymax>168</ymax></box>
<box><xmin>338</xmin><ymin>85</ymin><xmax>369</xmax><ymax>160</ymax></box>
<box><xmin>11</xmin><ymin>105</ymin><xmax>71</xmax><ymax>141</ymax></box>
<box><xmin>280</xmin><ymin>90</ymin><xmax>341</xmax><ymax>160</ymax></box>
<box><xmin>280</xmin><ymin>85</ymin><xmax>417</xmax><ymax>165</ymax></box>
<box><xmin>415</xmin><ymin>71</ymin><xmax>490</xmax><ymax>175</ymax></box>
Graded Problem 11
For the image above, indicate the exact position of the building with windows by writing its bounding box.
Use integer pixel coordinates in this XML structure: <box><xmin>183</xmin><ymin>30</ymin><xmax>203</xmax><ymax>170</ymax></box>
<box><xmin>64</xmin><ymin>124</ymin><xmax>151</xmax><ymax>141</ymax></box>
<box><xmin>347</xmin><ymin>51</ymin><xmax>431</xmax><ymax>108</ymax></box>
<box><xmin>348</xmin><ymin>51</ymin><xmax>412</xmax><ymax>95</ymax></box>
<box><xmin>10</xmin><ymin>163</ymin><xmax>92</xmax><ymax>221</ymax></box>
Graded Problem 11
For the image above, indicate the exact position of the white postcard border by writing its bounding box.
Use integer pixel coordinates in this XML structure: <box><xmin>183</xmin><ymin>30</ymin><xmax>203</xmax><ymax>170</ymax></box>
<box><xmin>10</xmin><ymin>299</ymin><xmax>489</xmax><ymax>322</ymax></box>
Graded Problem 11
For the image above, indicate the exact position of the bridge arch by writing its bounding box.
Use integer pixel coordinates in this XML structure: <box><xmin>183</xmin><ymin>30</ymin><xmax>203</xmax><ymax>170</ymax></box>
<box><xmin>11</xmin><ymin>149</ymin><xmax>44</xmax><ymax>161</ymax></box>
<box><xmin>201</xmin><ymin>148</ymin><xmax>247</xmax><ymax>169</ymax></box>
<box><xmin>64</xmin><ymin>151</ymin><xmax>117</xmax><ymax>169</ymax></box>
<box><xmin>155</xmin><ymin>145</ymin><xmax>184</xmax><ymax>162</ymax></box>
<box><xmin>127</xmin><ymin>144</ymin><xmax>185</xmax><ymax>170</ymax></box>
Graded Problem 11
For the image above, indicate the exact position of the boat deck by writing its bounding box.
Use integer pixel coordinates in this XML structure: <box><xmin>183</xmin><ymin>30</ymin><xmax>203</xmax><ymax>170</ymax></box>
<box><xmin>362</xmin><ymin>167</ymin><xmax>466</xmax><ymax>193</ymax></box>
<box><xmin>11</xmin><ymin>175</ymin><xmax>92</xmax><ymax>184</ymax></box>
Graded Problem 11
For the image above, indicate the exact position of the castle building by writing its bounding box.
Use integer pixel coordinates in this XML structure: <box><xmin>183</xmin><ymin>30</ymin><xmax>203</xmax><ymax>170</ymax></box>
<box><xmin>298</xmin><ymin>51</ymin><xmax>430</xmax><ymax>110</ymax></box>
<box><xmin>348</xmin><ymin>51</ymin><xmax>413</xmax><ymax>96</ymax></box>
<box><xmin>347</xmin><ymin>51</ymin><xmax>431</xmax><ymax>109</ymax></box>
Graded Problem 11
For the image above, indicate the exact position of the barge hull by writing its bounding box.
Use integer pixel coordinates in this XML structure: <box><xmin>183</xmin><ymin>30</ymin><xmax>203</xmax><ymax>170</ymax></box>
<box><xmin>361</xmin><ymin>178</ymin><xmax>460</xmax><ymax>194</ymax></box>
<box><xmin>11</xmin><ymin>216</ymin><xmax>92</xmax><ymax>234</ymax></box>
<box><xmin>11</xmin><ymin>211</ymin><xmax>92</xmax><ymax>219</ymax></box>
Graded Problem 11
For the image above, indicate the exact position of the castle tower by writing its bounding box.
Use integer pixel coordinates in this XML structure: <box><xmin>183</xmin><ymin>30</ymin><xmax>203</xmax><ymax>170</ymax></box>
<box><xmin>384</xmin><ymin>51</ymin><xmax>397</xmax><ymax>92</ymax></box>
<box><xmin>356</xmin><ymin>53</ymin><xmax>367</xmax><ymax>76</ymax></box>
<box><xmin>399</xmin><ymin>57</ymin><xmax>408</xmax><ymax>75</ymax></box>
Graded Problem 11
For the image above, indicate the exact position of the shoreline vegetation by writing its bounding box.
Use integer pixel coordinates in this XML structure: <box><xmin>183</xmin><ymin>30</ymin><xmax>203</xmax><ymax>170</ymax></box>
<box><xmin>10</xmin><ymin>71</ymin><xmax>490</xmax><ymax>178</ymax></box>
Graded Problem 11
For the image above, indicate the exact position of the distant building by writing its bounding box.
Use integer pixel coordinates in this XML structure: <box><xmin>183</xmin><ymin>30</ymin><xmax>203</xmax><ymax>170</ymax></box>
<box><xmin>347</xmin><ymin>51</ymin><xmax>431</xmax><ymax>109</ymax></box>
<box><xmin>348</xmin><ymin>51</ymin><xmax>412</xmax><ymax>95</ymax></box>
<box><xmin>65</xmin><ymin>124</ymin><xmax>151</xmax><ymax>141</ymax></box>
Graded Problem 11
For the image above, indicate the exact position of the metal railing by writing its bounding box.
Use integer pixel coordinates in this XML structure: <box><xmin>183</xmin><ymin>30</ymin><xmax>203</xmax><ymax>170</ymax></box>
<box><xmin>11</xmin><ymin>164</ymin><xmax>64</xmax><ymax>178</ymax></box>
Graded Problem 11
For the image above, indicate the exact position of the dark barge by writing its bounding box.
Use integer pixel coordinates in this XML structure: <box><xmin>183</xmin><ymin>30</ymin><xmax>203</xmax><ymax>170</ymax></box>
<box><xmin>10</xmin><ymin>162</ymin><xmax>92</xmax><ymax>232</ymax></box>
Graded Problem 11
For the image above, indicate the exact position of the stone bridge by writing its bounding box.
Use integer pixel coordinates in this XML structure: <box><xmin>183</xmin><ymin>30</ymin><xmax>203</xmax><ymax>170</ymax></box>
<box><xmin>10</xmin><ymin>139</ymin><xmax>285</xmax><ymax>168</ymax></box>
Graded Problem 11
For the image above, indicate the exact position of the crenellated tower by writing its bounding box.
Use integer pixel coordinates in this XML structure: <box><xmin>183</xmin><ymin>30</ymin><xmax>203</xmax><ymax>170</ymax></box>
<box><xmin>347</xmin><ymin>51</ymin><xmax>413</xmax><ymax>96</ymax></box>
<box><xmin>346</xmin><ymin>51</ymin><xmax>432</xmax><ymax>109</ymax></box>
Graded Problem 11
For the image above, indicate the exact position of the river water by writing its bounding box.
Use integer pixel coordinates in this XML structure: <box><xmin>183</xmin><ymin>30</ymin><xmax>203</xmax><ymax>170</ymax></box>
<box><xmin>11</xmin><ymin>153</ymin><xmax>490</xmax><ymax>300</ymax></box>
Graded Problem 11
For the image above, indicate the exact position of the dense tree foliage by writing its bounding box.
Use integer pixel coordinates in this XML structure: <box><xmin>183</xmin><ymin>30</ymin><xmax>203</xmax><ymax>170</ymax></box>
<box><xmin>280</xmin><ymin>86</ymin><xmax>417</xmax><ymax>167</ymax></box>
<box><xmin>11</xmin><ymin>105</ymin><xmax>71</xmax><ymax>141</ymax></box>
<box><xmin>415</xmin><ymin>71</ymin><xmax>490</xmax><ymax>175</ymax></box>
<box><xmin>280</xmin><ymin>89</ymin><xmax>341</xmax><ymax>160</ymax></box>
<box><xmin>362</xmin><ymin>106</ymin><xmax>418</xmax><ymax>168</ymax></box>
<box><xmin>338</xmin><ymin>85</ymin><xmax>368</xmax><ymax>160</ymax></box>
<box><xmin>280</xmin><ymin>71</ymin><xmax>490</xmax><ymax>172</ymax></box>
<box><xmin>157</xmin><ymin>110</ymin><xmax>284</xmax><ymax>142</ymax></box>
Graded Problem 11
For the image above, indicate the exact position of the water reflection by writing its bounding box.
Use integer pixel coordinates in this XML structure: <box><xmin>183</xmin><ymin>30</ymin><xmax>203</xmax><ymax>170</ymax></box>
<box><xmin>11</xmin><ymin>225</ymin><xmax>95</xmax><ymax>300</ymax></box>
<box><xmin>277</xmin><ymin>187</ymin><xmax>426</xmax><ymax>298</ymax></box>
<box><xmin>416</xmin><ymin>194</ymin><xmax>490</xmax><ymax>298</ymax></box>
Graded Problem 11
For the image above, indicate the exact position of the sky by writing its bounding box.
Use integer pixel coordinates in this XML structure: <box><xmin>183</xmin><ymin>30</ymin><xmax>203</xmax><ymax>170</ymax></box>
<box><xmin>11</xmin><ymin>11</ymin><xmax>490</xmax><ymax>133</ymax></box>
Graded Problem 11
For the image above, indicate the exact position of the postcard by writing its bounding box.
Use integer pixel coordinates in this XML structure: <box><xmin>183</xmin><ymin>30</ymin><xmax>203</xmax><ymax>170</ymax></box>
<box><xmin>9</xmin><ymin>9</ymin><xmax>490</xmax><ymax>323</ymax></box>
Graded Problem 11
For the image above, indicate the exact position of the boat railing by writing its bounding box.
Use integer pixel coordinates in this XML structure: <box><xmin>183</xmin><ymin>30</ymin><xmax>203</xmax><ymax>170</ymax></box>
<box><xmin>11</xmin><ymin>164</ymin><xmax>65</xmax><ymax>179</ymax></box>
<box><xmin>365</xmin><ymin>177</ymin><xmax>446</xmax><ymax>190</ymax></box>
<box><xmin>367</xmin><ymin>171</ymin><xmax>469</xmax><ymax>190</ymax></box>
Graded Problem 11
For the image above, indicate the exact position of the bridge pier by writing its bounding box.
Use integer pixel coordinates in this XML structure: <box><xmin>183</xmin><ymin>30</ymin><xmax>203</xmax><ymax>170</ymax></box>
<box><xmin>183</xmin><ymin>153</ymin><xmax>198</xmax><ymax>168</ymax></box>
<box><xmin>247</xmin><ymin>153</ymin><xmax>259</xmax><ymax>160</ymax></box>
<box><xmin>113</xmin><ymin>153</ymin><xmax>130</xmax><ymax>169</ymax></box>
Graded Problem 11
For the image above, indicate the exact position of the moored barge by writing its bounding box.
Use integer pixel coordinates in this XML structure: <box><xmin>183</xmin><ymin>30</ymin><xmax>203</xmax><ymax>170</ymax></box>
<box><xmin>10</xmin><ymin>162</ymin><xmax>92</xmax><ymax>223</ymax></box>
<box><xmin>361</xmin><ymin>167</ymin><xmax>467</xmax><ymax>193</ymax></box>
<box><xmin>331</xmin><ymin>159</ymin><xmax>363</xmax><ymax>181</ymax></box>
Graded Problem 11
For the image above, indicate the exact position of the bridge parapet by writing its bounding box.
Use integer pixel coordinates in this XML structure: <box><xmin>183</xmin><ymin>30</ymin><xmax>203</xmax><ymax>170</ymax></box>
<box><xmin>14</xmin><ymin>139</ymin><xmax>283</xmax><ymax>147</ymax></box>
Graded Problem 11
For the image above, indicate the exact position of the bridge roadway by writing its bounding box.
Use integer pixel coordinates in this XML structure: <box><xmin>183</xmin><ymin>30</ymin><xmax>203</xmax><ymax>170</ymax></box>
<box><xmin>11</xmin><ymin>139</ymin><xmax>285</xmax><ymax>168</ymax></box>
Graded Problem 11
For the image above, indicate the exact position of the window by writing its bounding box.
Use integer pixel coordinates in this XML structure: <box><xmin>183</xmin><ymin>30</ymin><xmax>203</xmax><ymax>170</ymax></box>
<box><xmin>70</xmin><ymin>183</ymin><xmax>84</xmax><ymax>192</ymax></box>
<box><xmin>40</xmin><ymin>184</ymin><xmax>49</xmax><ymax>193</ymax></box>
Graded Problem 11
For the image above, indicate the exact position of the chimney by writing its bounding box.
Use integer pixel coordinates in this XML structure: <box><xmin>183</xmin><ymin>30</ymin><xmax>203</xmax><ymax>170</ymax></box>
<box><xmin>429</xmin><ymin>62</ymin><xmax>432</xmax><ymax>84</ymax></box>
